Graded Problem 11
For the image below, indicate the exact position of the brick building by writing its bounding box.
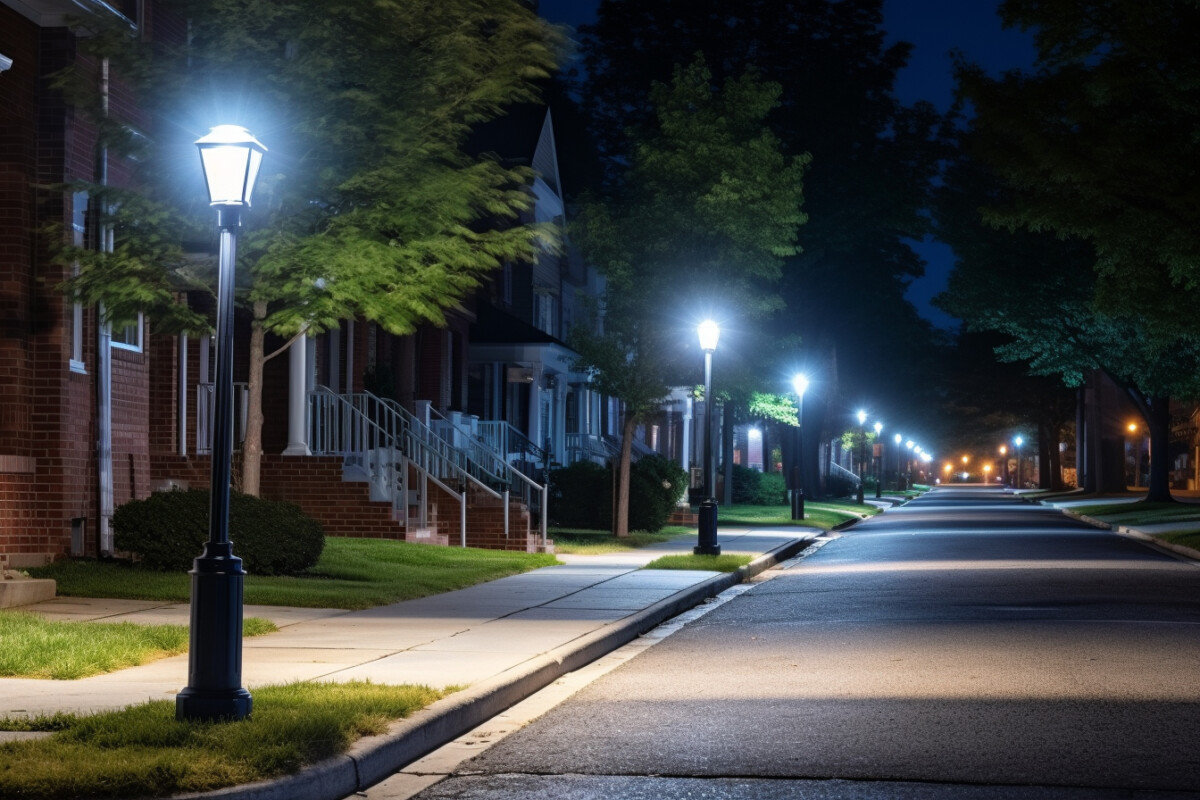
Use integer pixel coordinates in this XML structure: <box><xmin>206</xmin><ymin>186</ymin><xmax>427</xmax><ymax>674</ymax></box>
<box><xmin>1</xmin><ymin>0</ymin><xmax>175</xmax><ymax>566</ymax></box>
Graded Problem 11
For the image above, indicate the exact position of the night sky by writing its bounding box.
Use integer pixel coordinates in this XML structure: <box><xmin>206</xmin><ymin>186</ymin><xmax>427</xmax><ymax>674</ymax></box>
<box><xmin>536</xmin><ymin>0</ymin><xmax>1037</xmax><ymax>330</ymax></box>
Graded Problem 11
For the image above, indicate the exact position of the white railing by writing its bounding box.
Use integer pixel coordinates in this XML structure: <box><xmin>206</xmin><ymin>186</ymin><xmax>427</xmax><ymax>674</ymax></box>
<box><xmin>829</xmin><ymin>460</ymin><xmax>861</xmax><ymax>487</ymax></box>
<box><xmin>422</xmin><ymin>405</ymin><xmax>548</xmax><ymax>542</ymax></box>
<box><xmin>308</xmin><ymin>388</ymin><xmax>513</xmax><ymax>547</ymax></box>
<box><xmin>566</xmin><ymin>432</ymin><xmax>618</xmax><ymax>465</ymax></box>
<box><xmin>196</xmin><ymin>382</ymin><xmax>249</xmax><ymax>455</ymax></box>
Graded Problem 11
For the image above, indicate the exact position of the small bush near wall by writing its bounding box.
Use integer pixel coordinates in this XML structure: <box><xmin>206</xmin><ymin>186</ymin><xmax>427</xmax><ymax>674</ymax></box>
<box><xmin>113</xmin><ymin>489</ymin><xmax>325</xmax><ymax>575</ymax></box>
<box><xmin>628</xmin><ymin>455</ymin><xmax>688</xmax><ymax>532</ymax></box>
<box><xmin>731</xmin><ymin>465</ymin><xmax>788</xmax><ymax>505</ymax></box>
<box><xmin>550</xmin><ymin>456</ymin><xmax>687</xmax><ymax>533</ymax></box>
<box><xmin>548</xmin><ymin>461</ymin><xmax>611</xmax><ymax>530</ymax></box>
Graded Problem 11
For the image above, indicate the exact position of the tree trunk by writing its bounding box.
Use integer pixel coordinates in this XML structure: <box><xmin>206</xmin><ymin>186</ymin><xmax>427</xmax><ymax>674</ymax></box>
<box><xmin>1037</xmin><ymin>421</ymin><xmax>1061</xmax><ymax>490</ymax></box>
<box><xmin>240</xmin><ymin>300</ymin><xmax>268</xmax><ymax>498</ymax></box>
<box><xmin>1145</xmin><ymin>395</ymin><xmax>1174</xmax><ymax>503</ymax></box>
<box><xmin>613</xmin><ymin>414</ymin><xmax>636</xmax><ymax>538</ymax></box>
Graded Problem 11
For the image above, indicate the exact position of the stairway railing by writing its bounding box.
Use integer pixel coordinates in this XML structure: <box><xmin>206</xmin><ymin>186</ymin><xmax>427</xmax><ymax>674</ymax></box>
<box><xmin>419</xmin><ymin>403</ymin><xmax>548</xmax><ymax>544</ymax></box>
<box><xmin>308</xmin><ymin>387</ymin><xmax>505</xmax><ymax>546</ymax></box>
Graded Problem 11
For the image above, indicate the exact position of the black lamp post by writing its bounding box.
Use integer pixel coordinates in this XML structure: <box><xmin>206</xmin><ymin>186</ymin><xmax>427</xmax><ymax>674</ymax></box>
<box><xmin>176</xmin><ymin>125</ymin><xmax>265</xmax><ymax>722</ymax></box>
<box><xmin>873</xmin><ymin>421</ymin><xmax>883</xmax><ymax>499</ymax></box>
<box><xmin>695</xmin><ymin>320</ymin><xmax>721</xmax><ymax>555</ymax></box>
<box><xmin>791</xmin><ymin>373</ymin><xmax>808</xmax><ymax>520</ymax></box>
<box><xmin>1014</xmin><ymin>435</ymin><xmax>1024</xmax><ymax>489</ymax></box>
<box><xmin>855</xmin><ymin>409</ymin><xmax>867</xmax><ymax>504</ymax></box>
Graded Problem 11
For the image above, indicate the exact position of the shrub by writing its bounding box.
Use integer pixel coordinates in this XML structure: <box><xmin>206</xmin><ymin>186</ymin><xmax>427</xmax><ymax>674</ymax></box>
<box><xmin>550</xmin><ymin>455</ymin><xmax>688</xmax><ymax>533</ymax></box>
<box><xmin>113</xmin><ymin>489</ymin><xmax>325</xmax><ymax>576</ymax></box>
<box><xmin>731</xmin><ymin>465</ymin><xmax>788</xmax><ymax>505</ymax></box>
<box><xmin>627</xmin><ymin>455</ymin><xmax>688</xmax><ymax>532</ymax></box>
<box><xmin>548</xmin><ymin>461</ymin><xmax>611</xmax><ymax>530</ymax></box>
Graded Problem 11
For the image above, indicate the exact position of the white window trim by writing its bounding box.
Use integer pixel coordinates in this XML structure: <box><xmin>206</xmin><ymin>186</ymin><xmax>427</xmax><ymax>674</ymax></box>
<box><xmin>110</xmin><ymin>314</ymin><xmax>144</xmax><ymax>353</ymax></box>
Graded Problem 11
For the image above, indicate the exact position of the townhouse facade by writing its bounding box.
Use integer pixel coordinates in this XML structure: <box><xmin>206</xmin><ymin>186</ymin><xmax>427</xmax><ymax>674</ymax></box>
<box><xmin>1</xmin><ymin>0</ymin><xmax>656</xmax><ymax>567</ymax></box>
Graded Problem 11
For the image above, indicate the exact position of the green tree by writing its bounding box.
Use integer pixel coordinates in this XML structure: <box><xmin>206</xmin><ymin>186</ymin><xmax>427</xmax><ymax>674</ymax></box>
<box><xmin>951</xmin><ymin>0</ymin><xmax>1200</xmax><ymax>501</ymax></box>
<box><xmin>933</xmin><ymin>133</ymin><xmax>1200</xmax><ymax>500</ymax></box>
<box><xmin>571</xmin><ymin>56</ymin><xmax>808</xmax><ymax>537</ymax></box>
<box><xmin>61</xmin><ymin>0</ymin><xmax>564</xmax><ymax>494</ymax></box>
<box><xmin>579</xmin><ymin>0</ymin><xmax>948</xmax><ymax>470</ymax></box>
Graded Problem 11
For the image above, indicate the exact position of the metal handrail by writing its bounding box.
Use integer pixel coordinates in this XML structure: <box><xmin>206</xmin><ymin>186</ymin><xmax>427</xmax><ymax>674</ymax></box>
<box><xmin>413</xmin><ymin>401</ymin><xmax>549</xmax><ymax>545</ymax></box>
<box><xmin>308</xmin><ymin>387</ymin><xmax>503</xmax><ymax>546</ymax></box>
<box><xmin>566</xmin><ymin>432</ymin><xmax>615</xmax><ymax>465</ymax></box>
<box><xmin>196</xmin><ymin>382</ymin><xmax>249</xmax><ymax>454</ymax></box>
<box><xmin>829</xmin><ymin>460</ymin><xmax>861</xmax><ymax>486</ymax></box>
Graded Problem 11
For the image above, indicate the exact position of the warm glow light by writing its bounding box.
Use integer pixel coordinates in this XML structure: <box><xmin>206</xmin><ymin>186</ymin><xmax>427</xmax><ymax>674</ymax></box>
<box><xmin>698</xmin><ymin>319</ymin><xmax>720</xmax><ymax>352</ymax></box>
<box><xmin>983</xmin><ymin>464</ymin><xmax>992</xmax><ymax>474</ymax></box>
<box><xmin>195</xmin><ymin>125</ymin><xmax>266</xmax><ymax>207</ymax></box>
<box><xmin>1000</xmin><ymin>445</ymin><xmax>1007</xmax><ymax>455</ymax></box>
<box><xmin>943</xmin><ymin>463</ymin><xmax>952</xmax><ymax>473</ymax></box>
<box><xmin>793</xmin><ymin>373</ymin><xmax>809</xmax><ymax>397</ymax></box>
<box><xmin>1128</xmin><ymin>422</ymin><xmax>1138</xmax><ymax>433</ymax></box>
<box><xmin>962</xmin><ymin>455</ymin><xmax>969</xmax><ymax>464</ymax></box>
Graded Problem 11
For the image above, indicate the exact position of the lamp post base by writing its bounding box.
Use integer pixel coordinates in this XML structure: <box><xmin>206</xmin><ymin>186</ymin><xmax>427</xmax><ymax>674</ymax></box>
<box><xmin>695</xmin><ymin>499</ymin><xmax>721</xmax><ymax>555</ymax></box>
<box><xmin>176</xmin><ymin>548</ymin><xmax>252</xmax><ymax>722</ymax></box>
<box><xmin>791</xmin><ymin>489</ymin><xmax>805</xmax><ymax>520</ymax></box>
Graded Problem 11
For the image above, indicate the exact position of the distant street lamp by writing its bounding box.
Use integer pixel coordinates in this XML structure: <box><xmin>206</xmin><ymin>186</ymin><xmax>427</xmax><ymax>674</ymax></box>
<box><xmin>696</xmin><ymin>320</ymin><xmax>721</xmax><ymax>555</ymax></box>
<box><xmin>999</xmin><ymin>444</ymin><xmax>1009</xmax><ymax>486</ymax></box>
<box><xmin>874</xmin><ymin>421</ymin><xmax>883</xmax><ymax>498</ymax></box>
<box><xmin>177</xmin><ymin>125</ymin><xmax>266</xmax><ymax>722</ymax></box>
<box><xmin>856</xmin><ymin>409</ymin><xmax>867</xmax><ymax>504</ymax></box>
<box><xmin>905</xmin><ymin>440</ymin><xmax>914</xmax><ymax>490</ymax></box>
<box><xmin>791</xmin><ymin>373</ymin><xmax>809</xmax><ymax>520</ymax></box>
<box><xmin>1014</xmin><ymin>435</ymin><xmax>1025</xmax><ymax>489</ymax></box>
<box><xmin>893</xmin><ymin>433</ymin><xmax>902</xmax><ymax>492</ymax></box>
<box><xmin>1128</xmin><ymin>422</ymin><xmax>1141</xmax><ymax>488</ymax></box>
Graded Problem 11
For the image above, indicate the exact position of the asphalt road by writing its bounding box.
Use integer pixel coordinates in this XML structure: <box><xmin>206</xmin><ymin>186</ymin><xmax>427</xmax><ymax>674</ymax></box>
<box><xmin>409</xmin><ymin>487</ymin><xmax>1200</xmax><ymax>799</ymax></box>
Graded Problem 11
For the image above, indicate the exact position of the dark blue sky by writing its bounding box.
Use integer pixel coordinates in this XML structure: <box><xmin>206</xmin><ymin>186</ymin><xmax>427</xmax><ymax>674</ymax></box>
<box><xmin>536</xmin><ymin>0</ymin><xmax>1037</xmax><ymax>330</ymax></box>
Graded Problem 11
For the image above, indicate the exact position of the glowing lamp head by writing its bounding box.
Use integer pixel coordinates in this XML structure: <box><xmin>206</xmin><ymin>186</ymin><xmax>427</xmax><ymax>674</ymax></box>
<box><xmin>792</xmin><ymin>373</ymin><xmax>809</xmax><ymax>398</ymax></box>
<box><xmin>856</xmin><ymin>410</ymin><xmax>867</xmax><ymax>426</ymax></box>
<box><xmin>697</xmin><ymin>320</ymin><xmax>720</xmax><ymax>352</ymax></box>
<box><xmin>1014</xmin><ymin>436</ymin><xmax>1024</xmax><ymax>447</ymax></box>
<box><xmin>894</xmin><ymin>433</ymin><xmax>902</xmax><ymax>445</ymax></box>
<box><xmin>196</xmin><ymin>125</ymin><xmax>267</xmax><ymax>207</ymax></box>
<box><xmin>874</xmin><ymin>421</ymin><xmax>882</xmax><ymax>435</ymax></box>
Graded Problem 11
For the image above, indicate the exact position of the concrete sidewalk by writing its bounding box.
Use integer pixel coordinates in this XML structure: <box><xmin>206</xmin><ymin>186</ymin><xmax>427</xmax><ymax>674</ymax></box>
<box><xmin>1</xmin><ymin>527</ymin><xmax>817</xmax><ymax>799</ymax></box>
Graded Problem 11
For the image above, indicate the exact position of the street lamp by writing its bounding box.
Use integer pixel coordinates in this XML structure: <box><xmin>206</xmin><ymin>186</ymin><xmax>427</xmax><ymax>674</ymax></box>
<box><xmin>999</xmin><ymin>444</ymin><xmax>1009</xmax><ymax>486</ymax></box>
<box><xmin>176</xmin><ymin>125</ymin><xmax>265</xmax><ymax>722</ymax></box>
<box><xmin>893</xmin><ymin>433</ymin><xmax>902</xmax><ymax>491</ymax></box>
<box><xmin>1014</xmin><ymin>435</ymin><xmax>1025</xmax><ymax>489</ymax></box>
<box><xmin>791</xmin><ymin>373</ymin><xmax>809</xmax><ymax>520</ymax></box>
<box><xmin>873</xmin><ymin>421</ymin><xmax>883</xmax><ymax>498</ymax></box>
<box><xmin>856</xmin><ymin>409</ymin><xmax>867</xmax><ymax>504</ymax></box>
<box><xmin>696</xmin><ymin>320</ymin><xmax>721</xmax><ymax>555</ymax></box>
<box><xmin>905</xmin><ymin>440</ymin><xmax>914</xmax><ymax>490</ymax></box>
<box><xmin>1128</xmin><ymin>422</ymin><xmax>1141</xmax><ymax>488</ymax></box>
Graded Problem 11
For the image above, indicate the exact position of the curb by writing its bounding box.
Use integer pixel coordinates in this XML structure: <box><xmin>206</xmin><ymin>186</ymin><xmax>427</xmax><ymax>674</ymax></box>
<box><xmin>1059</xmin><ymin>508</ymin><xmax>1200</xmax><ymax>562</ymax></box>
<box><xmin>177</xmin><ymin>536</ymin><xmax>816</xmax><ymax>800</ymax></box>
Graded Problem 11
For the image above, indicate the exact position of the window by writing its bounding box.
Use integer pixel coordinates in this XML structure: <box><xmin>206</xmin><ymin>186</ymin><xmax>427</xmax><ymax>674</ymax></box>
<box><xmin>69</xmin><ymin>193</ymin><xmax>87</xmax><ymax>372</ymax></box>
<box><xmin>110</xmin><ymin>315</ymin><xmax>143</xmax><ymax>352</ymax></box>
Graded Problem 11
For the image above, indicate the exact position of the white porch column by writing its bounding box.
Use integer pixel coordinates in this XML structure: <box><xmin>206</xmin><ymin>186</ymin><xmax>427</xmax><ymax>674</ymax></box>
<box><xmin>681</xmin><ymin>396</ymin><xmax>693</xmax><ymax>474</ymax></box>
<box><xmin>283</xmin><ymin>333</ymin><xmax>311</xmax><ymax>455</ymax></box>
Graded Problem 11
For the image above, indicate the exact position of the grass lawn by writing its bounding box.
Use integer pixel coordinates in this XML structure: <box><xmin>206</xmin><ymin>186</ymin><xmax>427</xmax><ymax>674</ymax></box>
<box><xmin>718</xmin><ymin>500</ymin><xmax>877</xmax><ymax>529</ymax></box>
<box><xmin>28</xmin><ymin>538</ymin><xmax>559</xmax><ymax>611</ymax></box>
<box><xmin>0</xmin><ymin>681</ymin><xmax>448</xmax><ymax>800</ymax></box>
<box><xmin>550</xmin><ymin>527</ymin><xmax>691</xmax><ymax>554</ymax></box>
<box><xmin>1069</xmin><ymin>501</ymin><xmax>1200</xmax><ymax>525</ymax></box>
<box><xmin>0</xmin><ymin>612</ymin><xmax>276</xmax><ymax>680</ymax></box>
<box><xmin>643</xmin><ymin>553</ymin><xmax>752</xmax><ymax>572</ymax></box>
